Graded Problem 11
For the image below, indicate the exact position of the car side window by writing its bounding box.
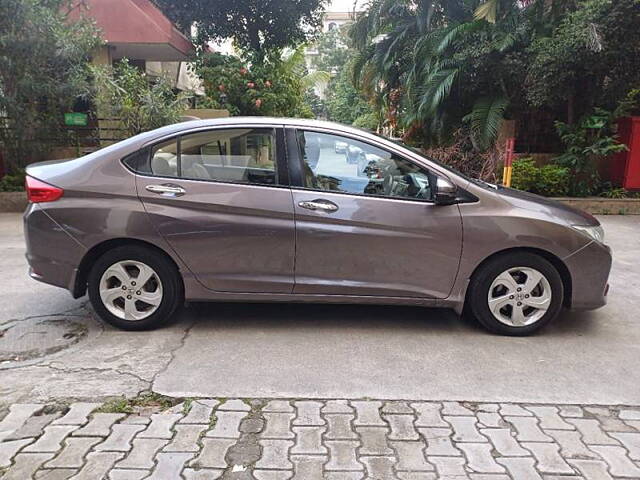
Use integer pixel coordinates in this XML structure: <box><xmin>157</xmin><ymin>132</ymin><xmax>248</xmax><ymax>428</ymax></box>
<box><xmin>150</xmin><ymin>128</ymin><xmax>278</xmax><ymax>186</ymax></box>
<box><xmin>297</xmin><ymin>130</ymin><xmax>435</xmax><ymax>201</ymax></box>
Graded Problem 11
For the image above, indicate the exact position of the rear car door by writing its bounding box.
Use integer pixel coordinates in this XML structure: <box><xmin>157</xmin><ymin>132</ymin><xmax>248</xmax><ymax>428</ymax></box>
<box><xmin>129</xmin><ymin>125</ymin><xmax>295</xmax><ymax>293</ymax></box>
<box><xmin>287</xmin><ymin>128</ymin><xmax>463</xmax><ymax>299</ymax></box>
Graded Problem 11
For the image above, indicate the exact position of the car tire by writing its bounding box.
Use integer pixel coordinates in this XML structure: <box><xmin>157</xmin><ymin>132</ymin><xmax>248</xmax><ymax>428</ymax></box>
<box><xmin>88</xmin><ymin>245</ymin><xmax>183</xmax><ymax>330</ymax></box>
<box><xmin>467</xmin><ymin>252</ymin><xmax>564</xmax><ymax>336</ymax></box>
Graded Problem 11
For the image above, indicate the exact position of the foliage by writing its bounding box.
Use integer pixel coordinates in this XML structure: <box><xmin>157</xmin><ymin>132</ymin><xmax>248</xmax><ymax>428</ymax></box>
<box><xmin>154</xmin><ymin>0</ymin><xmax>327</xmax><ymax>62</ymax></box>
<box><xmin>0</xmin><ymin>170</ymin><xmax>25</xmax><ymax>192</ymax></box>
<box><xmin>353</xmin><ymin>113</ymin><xmax>380</xmax><ymax>131</ymax></box>
<box><xmin>0</xmin><ymin>0</ymin><xmax>100</xmax><ymax>172</ymax></box>
<box><xmin>422</xmin><ymin>128</ymin><xmax>501</xmax><ymax>183</ymax></box>
<box><xmin>553</xmin><ymin>108</ymin><xmax>627</xmax><ymax>197</ymax></box>
<box><xmin>324</xmin><ymin>62</ymin><xmax>376</xmax><ymax>126</ymax></box>
<box><xmin>196</xmin><ymin>48</ymin><xmax>319</xmax><ymax>118</ymax></box>
<box><xmin>510</xmin><ymin>157</ymin><xmax>570</xmax><ymax>197</ymax></box>
<box><xmin>92</xmin><ymin>60</ymin><xmax>190</xmax><ymax>139</ymax></box>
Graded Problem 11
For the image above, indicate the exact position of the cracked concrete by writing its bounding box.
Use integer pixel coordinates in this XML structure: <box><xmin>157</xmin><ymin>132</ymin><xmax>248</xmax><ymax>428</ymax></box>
<box><xmin>2</xmin><ymin>212</ymin><xmax>640</xmax><ymax>408</ymax></box>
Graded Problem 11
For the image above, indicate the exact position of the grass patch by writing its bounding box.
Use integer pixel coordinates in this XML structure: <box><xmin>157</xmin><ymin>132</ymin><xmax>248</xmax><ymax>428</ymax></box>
<box><xmin>97</xmin><ymin>392</ymin><xmax>182</xmax><ymax>414</ymax></box>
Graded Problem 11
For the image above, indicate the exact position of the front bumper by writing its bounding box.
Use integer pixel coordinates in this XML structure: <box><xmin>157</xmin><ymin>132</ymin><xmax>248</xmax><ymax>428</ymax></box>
<box><xmin>24</xmin><ymin>204</ymin><xmax>85</xmax><ymax>293</ymax></box>
<box><xmin>564</xmin><ymin>240</ymin><xmax>612</xmax><ymax>311</ymax></box>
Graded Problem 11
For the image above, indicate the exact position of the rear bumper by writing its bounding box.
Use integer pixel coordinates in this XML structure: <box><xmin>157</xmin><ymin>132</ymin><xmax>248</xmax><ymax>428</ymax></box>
<box><xmin>564</xmin><ymin>240</ymin><xmax>612</xmax><ymax>311</ymax></box>
<box><xmin>23</xmin><ymin>204</ymin><xmax>85</xmax><ymax>293</ymax></box>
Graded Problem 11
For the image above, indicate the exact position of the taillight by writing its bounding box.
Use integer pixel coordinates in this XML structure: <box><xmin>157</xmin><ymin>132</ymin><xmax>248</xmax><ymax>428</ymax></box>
<box><xmin>25</xmin><ymin>176</ymin><xmax>64</xmax><ymax>203</ymax></box>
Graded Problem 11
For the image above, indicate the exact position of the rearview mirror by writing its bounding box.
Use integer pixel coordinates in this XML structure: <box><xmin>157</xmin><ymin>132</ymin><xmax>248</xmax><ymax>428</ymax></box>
<box><xmin>434</xmin><ymin>177</ymin><xmax>458</xmax><ymax>206</ymax></box>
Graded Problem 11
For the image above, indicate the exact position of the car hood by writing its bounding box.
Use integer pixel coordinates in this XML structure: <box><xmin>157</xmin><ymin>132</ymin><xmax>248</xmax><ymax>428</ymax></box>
<box><xmin>494</xmin><ymin>186</ymin><xmax>599</xmax><ymax>227</ymax></box>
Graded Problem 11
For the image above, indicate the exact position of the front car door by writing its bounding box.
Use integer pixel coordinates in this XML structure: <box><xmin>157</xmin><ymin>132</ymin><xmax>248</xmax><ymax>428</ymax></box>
<box><xmin>131</xmin><ymin>125</ymin><xmax>295</xmax><ymax>294</ymax></box>
<box><xmin>287</xmin><ymin>128</ymin><xmax>463</xmax><ymax>299</ymax></box>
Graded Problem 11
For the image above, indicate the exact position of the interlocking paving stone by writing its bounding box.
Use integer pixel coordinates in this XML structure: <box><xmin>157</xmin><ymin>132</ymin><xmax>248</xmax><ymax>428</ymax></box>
<box><xmin>610</xmin><ymin>431</ymin><xmax>640</xmax><ymax>460</ymax></box>
<box><xmin>566</xmin><ymin>418</ymin><xmax>619</xmax><ymax>445</ymax></box>
<box><xmin>45</xmin><ymin>437</ymin><xmax>102</xmax><ymax>468</ymax></box>
<box><xmin>325</xmin><ymin>440</ymin><xmax>362</xmax><ymax>471</ymax></box>
<box><xmin>291</xmin><ymin>426</ymin><xmax>327</xmax><ymax>454</ymax></box>
<box><xmin>325</xmin><ymin>413</ymin><xmax>358</xmax><ymax>440</ymax></box>
<box><xmin>619</xmin><ymin>409</ymin><xmax>640</xmax><ymax>421</ymax></box>
<box><xmin>391</xmin><ymin>440</ymin><xmax>433</xmax><ymax>471</ymax></box>
<box><xmin>256</xmin><ymin>439</ymin><xmax>294</xmax><ymax>469</ymax></box>
<box><xmin>24</xmin><ymin>425</ymin><xmax>77</xmax><ymax>452</ymax></box>
<box><xmin>0</xmin><ymin>438</ymin><xmax>33</xmax><ymax>467</ymax></box>
<box><xmin>5</xmin><ymin>412</ymin><xmax>61</xmax><ymax>440</ymax></box>
<box><xmin>458</xmin><ymin>442</ymin><xmax>505</xmax><ymax>473</ymax></box>
<box><xmin>253</xmin><ymin>469</ymin><xmax>294</xmax><ymax>480</ymax></box>
<box><xmin>108</xmin><ymin>469</ymin><xmax>150</xmax><ymax>480</ymax></box>
<box><xmin>263</xmin><ymin>400</ymin><xmax>294</xmax><ymax>413</ymax></box>
<box><xmin>146</xmin><ymin>452</ymin><xmax>194</xmax><ymax>479</ymax></box>
<box><xmin>481</xmin><ymin>428</ymin><xmax>530</xmax><ymax>456</ymax></box>
<box><xmin>352</xmin><ymin>401</ymin><xmax>386</xmax><ymax>426</ymax></box>
<box><xmin>95</xmin><ymin>424</ymin><xmax>145</xmax><ymax>452</ymax></box>
<box><xmin>567</xmin><ymin>459</ymin><xmax>615</xmax><ymax>480</ymax></box>
<box><xmin>385</xmin><ymin>414</ymin><xmax>419</xmax><ymax>440</ymax></box>
<box><xmin>52</xmin><ymin>403</ymin><xmax>101</xmax><ymax>426</ymax></box>
<box><xmin>356</xmin><ymin>426</ymin><xmax>392</xmax><ymax>456</ymax></box>
<box><xmin>206</xmin><ymin>410</ymin><xmax>246</xmax><ymax>438</ymax></box>
<box><xmin>116</xmin><ymin>438</ymin><xmax>168</xmax><ymax>469</ymax></box>
<box><xmin>182</xmin><ymin>467</ymin><xmax>224</xmax><ymax>479</ymax></box>
<box><xmin>442</xmin><ymin>401</ymin><xmax>474</xmax><ymax>416</ymax></box>
<box><xmin>3</xmin><ymin>398</ymin><xmax>640</xmax><ymax>479</ymax></box>
<box><xmin>163</xmin><ymin>424</ymin><xmax>207</xmax><ymax>452</ymax></box>
<box><xmin>497</xmin><ymin>457</ymin><xmax>544</xmax><ymax>480</ymax></box>
<box><xmin>0</xmin><ymin>404</ymin><xmax>42</xmax><ymax>442</ymax></box>
<box><xmin>522</xmin><ymin>442</ymin><xmax>574</xmax><ymax>474</ymax></box>
<box><xmin>293</xmin><ymin>401</ymin><xmax>324</xmax><ymax>426</ymax></box>
<box><xmin>73</xmin><ymin>413</ymin><xmax>126</xmax><ymax>437</ymax></box>
<box><xmin>68</xmin><ymin>451</ymin><xmax>124</xmax><ymax>480</ymax></box>
<box><xmin>35</xmin><ymin>468</ymin><xmax>78</xmax><ymax>479</ymax></box>
<box><xmin>190</xmin><ymin>437</ymin><xmax>236</xmax><ymax>468</ymax></box>
<box><xmin>180</xmin><ymin>400</ymin><xmax>216</xmax><ymax>424</ymax></box>
<box><xmin>412</xmin><ymin>402</ymin><xmax>448</xmax><ymax>428</ymax></box>
<box><xmin>360</xmin><ymin>455</ymin><xmax>396</xmax><ymax>479</ymax></box>
<box><xmin>291</xmin><ymin>454</ymin><xmax>327</xmax><ymax>479</ymax></box>
<box><xmin>218</xmin><ymin>399</ymin><xmax>250</xmax><ymax>411</ymax></box>
<box><xmin>545</xmin><ymin>429</ymin><xmax>599</xmax><ymax>459</ymax></box>
<box><xmin>505</xmin><ymin>416</ymin><xmax>552</xmax><ymax>442</ymax></box>
<box><xmin>418</xmin><ymin>427</ymin><xmax>461</xmax><ymax>456</ymax></box>
<box><xmin>2</xmin><ymin>452</ymin><xmax>55</xmax><ymax>480</ymax></box>
<box><xmin>558</xmin><ymin>406</ymin><xmax>584</xmax><ymax>418</ymax></box>
<box><xmin>525</xmin><ymin>406</ymin><xmax>574</xmax><ymax>430</ymax></box>
<box><xmin>322</xmin><ymin>400</ymin><xmax>353</xmax><ymax>414</ymax></box>
<box><xmin>588</xmin><ymin>445</ymin><xmax>640</xmax><ymax>477</ymax></box>
<box><xmin>446</xmin><ymin>415</ymin><xmax>486</xmax><ymax>442</ymax></box>
<box><xmin>261</xmin><ymin>412</ymin><xmax>295</xmax><ymax>439</ymax></box>
<box><xmin>137</xmin><ymin>412</ymin><xmax>181</xmax><ymax>439</ymax></box>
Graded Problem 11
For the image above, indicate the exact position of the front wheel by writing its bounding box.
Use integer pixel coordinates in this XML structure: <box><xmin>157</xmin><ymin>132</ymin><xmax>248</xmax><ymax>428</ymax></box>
<box><xmin>88</xmin><ymin>246</ymin><xmax>183</xmax><ymax>330</ymax></box>
<box><xmin>467</xmin><ymin>253</ymin><xmax>564</xmax><ymax>336</ymax></box>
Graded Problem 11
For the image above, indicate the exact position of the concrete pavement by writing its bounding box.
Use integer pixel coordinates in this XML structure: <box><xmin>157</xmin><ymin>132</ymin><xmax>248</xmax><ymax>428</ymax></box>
<box><xmin>1</xmin><ymin>213</ymin><xmax>639</xmax><ymax>406</ymax></box>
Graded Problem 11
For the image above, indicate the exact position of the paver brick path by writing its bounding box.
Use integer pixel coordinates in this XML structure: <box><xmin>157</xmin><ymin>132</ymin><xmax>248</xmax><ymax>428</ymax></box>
<box><xmin>1</xmin><ymin>399</ymin><xmax>640</xmax><ymax>479</ymax></box>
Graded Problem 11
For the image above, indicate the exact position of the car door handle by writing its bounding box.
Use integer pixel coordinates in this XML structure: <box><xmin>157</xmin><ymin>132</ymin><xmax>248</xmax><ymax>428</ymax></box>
<box><xmin>145</xmin><ymin>184</ymin><xmax>186</xmax><ymax>197</ymax></box>
<box><xmin>298</xmin><ymin>199</ymin><xmax>339</xmax><ymax>213</ymax></box>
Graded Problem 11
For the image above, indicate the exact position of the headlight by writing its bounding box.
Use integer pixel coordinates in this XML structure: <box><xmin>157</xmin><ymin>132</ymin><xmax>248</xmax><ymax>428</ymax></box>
<box><xmin>572</xmin><ymin>224</ymin><xmax>605</xmax><ymax>243</ymax></box>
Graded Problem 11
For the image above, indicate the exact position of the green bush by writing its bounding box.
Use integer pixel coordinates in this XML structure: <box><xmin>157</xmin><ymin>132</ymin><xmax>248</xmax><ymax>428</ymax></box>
<box><xmin>511</xmin><ymin>158</ymin><xmax>570</xmax><ymax>197</ymax></box>
<box><xmin>0</xmin><ymin>170</ymin><xmax>25</xmax><ymax>192</ymax></box>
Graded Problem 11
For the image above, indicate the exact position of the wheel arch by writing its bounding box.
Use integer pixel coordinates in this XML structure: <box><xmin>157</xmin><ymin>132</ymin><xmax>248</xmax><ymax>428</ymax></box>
<box><xmin>467</xmin><ymin>247</ymin><xmax>573</xmax><ymax>308</ymax></box>
<box><xmin>72</xmin><ymin>238</ymin><xmax>182</xmax><ymax>299</ymax></box>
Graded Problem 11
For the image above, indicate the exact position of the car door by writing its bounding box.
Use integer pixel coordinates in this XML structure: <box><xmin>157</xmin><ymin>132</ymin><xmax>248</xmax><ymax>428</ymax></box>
<box><xmin>133</xmin><ymin>126</ymin><xmax>296</xmax><ymax>294</ymax></box>
<box><xmin>288</xmin><ymin>128</ymin><xmax>463</xmax><ymax>299</ymax></box>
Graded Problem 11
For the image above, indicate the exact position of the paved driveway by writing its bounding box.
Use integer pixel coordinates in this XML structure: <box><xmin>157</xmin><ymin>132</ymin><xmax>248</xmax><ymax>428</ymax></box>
<box><xmin>1</xmin><ymin>213</ymin><xmax>639</xmax><ymax>406</ymax></box>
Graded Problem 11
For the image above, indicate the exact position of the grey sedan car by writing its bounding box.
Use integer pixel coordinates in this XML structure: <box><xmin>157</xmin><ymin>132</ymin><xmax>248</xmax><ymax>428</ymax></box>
<box><xmin>24</xmin><ymin>118</ymin><xmax>612</xmax><ymax>335</ymax></box>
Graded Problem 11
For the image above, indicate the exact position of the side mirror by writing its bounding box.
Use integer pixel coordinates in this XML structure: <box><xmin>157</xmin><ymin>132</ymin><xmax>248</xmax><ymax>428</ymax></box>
<box><xmin>434</xmin><ymin>177</ymin><xmax>458</xmax><ymax>205</ymax></box>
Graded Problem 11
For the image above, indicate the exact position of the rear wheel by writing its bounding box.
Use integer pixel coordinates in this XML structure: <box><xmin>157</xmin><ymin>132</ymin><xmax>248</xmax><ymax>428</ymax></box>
<box><xmin>467</xmin><ymin>253</ymin><xmax>564</xmax><ymax>336</ymax></box>
<box><xmin>88</xmin><ymin>246</ymin><xmax>183</xmax><ymax>330</ymax></box>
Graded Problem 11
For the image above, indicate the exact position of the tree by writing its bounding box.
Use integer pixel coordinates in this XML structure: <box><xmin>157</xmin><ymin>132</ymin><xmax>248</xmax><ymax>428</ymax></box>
<box><xmin>0</xmin><ymin>0</ymin><xmax>99</xmax><ymax>172</ymax></box>
<box><xmin>154</xmin><ymin>0</ymin><xmax>327</xmax><ymax>62</ymax></box>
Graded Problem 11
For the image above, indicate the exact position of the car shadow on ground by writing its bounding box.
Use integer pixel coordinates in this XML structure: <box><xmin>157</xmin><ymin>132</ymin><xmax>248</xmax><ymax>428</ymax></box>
<box><xmin>178</xmin><ymin>301</ymin><xmax>602</xmax><ymax>338</ymax></box>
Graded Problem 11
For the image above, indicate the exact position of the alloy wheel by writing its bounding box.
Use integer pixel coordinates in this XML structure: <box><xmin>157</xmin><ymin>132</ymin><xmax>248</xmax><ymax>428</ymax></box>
<box><xmin>487</xmin><ymin>267</ymin><xmax>552</xmax><ymax>327</ymax></box>
<box><xmin>99</xmin><ymin>260</ymin><xmax>163</xmax><ymax>321</ymax></box>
